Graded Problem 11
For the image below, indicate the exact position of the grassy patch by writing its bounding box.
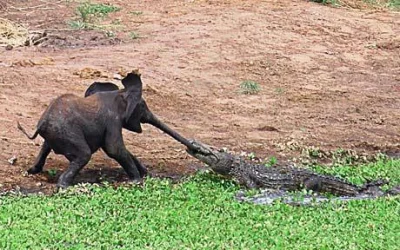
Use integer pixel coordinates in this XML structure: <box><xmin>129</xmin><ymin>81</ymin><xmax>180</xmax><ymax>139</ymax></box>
<box><xmin>129</xmin><ymin>31</ymin><xmax>140</xmax><ymax>40</ymax></box>
<box><xmin>311</xmin><ymin>0</ymin><xmax>400</xmax><ymax>10</ymax></box>
<box><xmin>311</xmin><ymin>158</ymin><xmax>400</xmax><ymax>187</ymax></box>
<box><xmin>47</xmin><ymin>169</ymin><xmax>58</xmax><ymax>178</ymax></box>
<box><xmin>68</xmin><ymin>1</ymin><xmax>121</xmax><ymax>30</ymax></box>
<box><xmin>77</xmin><ymin>2</ymin><xmax>120</xmax><ymax>23</ymax></box>
<box><xmin>387</xmin><ymin>0</ymin><xmax>400</xmax><ymax>9</ymax></box>
<box><xmin>0</xmin><ymin>160</ymin><xmax>399</xmax><ymax>249</ymax></box>
<box><xmin>239</xmin><ymin>80</ymin><xmax>261</xmax><ymax>95</ymax></box>
<box><xmin>264</xmin><ymin>156</ymin><xmax>278</xmax><ymax>167</ymax></box>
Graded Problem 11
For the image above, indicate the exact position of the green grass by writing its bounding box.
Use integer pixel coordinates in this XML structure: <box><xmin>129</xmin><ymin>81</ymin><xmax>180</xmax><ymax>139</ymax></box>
<box><xmin>311</xmin><ymin>158</ymin><xmax>400</xmax><ymax>189</ymax></box>
<box><xmin>264</xmin><ymin>156</ymin><xmax>278</xmax><ymax>167</ymax></box>
<box><xmin>68</xmin><ymin>1</ymin><xmax>121</xmax><ymax>30</ymax></box>
<box><xmin>1</xmin><ymin>160</ymin><xmax>399</xmax><ymax>249</ymax></box>
<box><xmin>311</xmin><ymin>0</ymin><xmax>400</xmax><ymax>10</ymax></box>
<box><xmin>239</xmin><ymin>80</ymin><xmax>261</xmax><ymax>95</ymax></box>
<box><xmin>47</xmin><ymin>169</ymin><xmax>58</xmax><ymax>178</ymax></box>
<box><xmin>388</xmin><ymin>0</ymin><xmax>400</xmax><ymax>9</ymax></box>
<box><xmin>129</xmin><ymin>31</ymin><xmax>140</xmax><ymax>40</ymax></box>
<box><xmin>77</xmin><ymin>2</ymin><xmax>120</xmax><ymax>23</ymax></box>
<box><xmin>364</xmin><ymin>0</ymin><xmax>400</xmax><ymax>9</ymax></box>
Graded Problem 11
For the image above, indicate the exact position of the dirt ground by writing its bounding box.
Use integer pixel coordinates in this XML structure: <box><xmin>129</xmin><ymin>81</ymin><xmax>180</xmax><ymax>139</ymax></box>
<box><xmin>0</xmin><ymin>0</ymin><xmax>399</xmax><ymax>193</ymax></box>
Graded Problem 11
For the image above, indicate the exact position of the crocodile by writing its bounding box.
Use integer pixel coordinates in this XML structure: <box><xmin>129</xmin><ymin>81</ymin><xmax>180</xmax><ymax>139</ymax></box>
<box><xmin>186</xmin><ymin>140</ymin><xmax>399</xmax><ymax>198</ymax></box>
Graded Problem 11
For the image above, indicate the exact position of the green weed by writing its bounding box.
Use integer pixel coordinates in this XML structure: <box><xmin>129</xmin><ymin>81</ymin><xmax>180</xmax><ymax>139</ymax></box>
<box><xmin>129</xmin><ymin>31</ymin><xmax>140</xmax><ymax>40</ymax></box>
<box><xmin>312</xmin><ymin>0</ymin><xmax>400</xmax><ymax>9</ymax></box>
<box><xmin>247</xmin><ymin>152</ymin><xmax>256</xmax><ymax>160</ymax></box>
<box><xmin>387</xmin><ymin>0</ymin><xmax>400</xmax><ymax>9</ymax></box>
<box><xmin>265</xmin><ymin>156</ymin><xmax>278</xmax><ymax>167</ymax></box>
<box><xmin>311</xmin><ymin>158</ymin><xmax>400</xmax><ymax>186</ymax></box>
<box><xmin>69</xmin><ymin>1</ymin><xmax>121</xmax><ymax>30</ymax></box>
<box><xmin>47</xmin><ymin>169</ymin><xmax>58</xmax><ymax>178</ymax></box>
<box><xmin>239</xmin><ymin>80</ymin><xmax>261</xmax><ymax>95</ymax></box>
<box><xmin>77</xmin><ymin>2</ymin><xmax>120</xmax><ymax>23</ymax></box>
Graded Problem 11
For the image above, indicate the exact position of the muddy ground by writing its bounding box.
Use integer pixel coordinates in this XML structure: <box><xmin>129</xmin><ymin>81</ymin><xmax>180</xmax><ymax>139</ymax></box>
<box><xmin>0</xmin><ymin>0</ymin><xmax>399</xmax><ymax>193</ymax></box>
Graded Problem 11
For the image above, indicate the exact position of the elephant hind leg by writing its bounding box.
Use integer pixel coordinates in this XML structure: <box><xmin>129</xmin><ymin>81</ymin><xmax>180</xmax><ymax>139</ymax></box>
<box><xmin>27</xmin><ymin>141</ymin><xmax>51</xmax><ymax>174</ymax></box>
<box><xmin>56</xmin><ymin>142</ymin><xmax>92</xmax><ymax>189</ymax></box>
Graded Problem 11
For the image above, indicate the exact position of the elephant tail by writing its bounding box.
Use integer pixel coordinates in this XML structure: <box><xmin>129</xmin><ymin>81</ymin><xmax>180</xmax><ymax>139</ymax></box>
<box><xmin>17</xmin><ymin>121</ymin><xmax>39</xmax><ymax>140</ymax></box>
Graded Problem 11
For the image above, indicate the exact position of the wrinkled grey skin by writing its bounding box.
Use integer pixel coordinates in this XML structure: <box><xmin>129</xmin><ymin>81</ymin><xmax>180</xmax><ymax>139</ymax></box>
<box><xmin>18</xmin><ymin>72</ymin><xmax>148</xmax><ymax>188</ymax></box>
<box><xmin>83</xmin><ymin>81</ymin><xmax>206</xmax><ymax>154</ymax></box>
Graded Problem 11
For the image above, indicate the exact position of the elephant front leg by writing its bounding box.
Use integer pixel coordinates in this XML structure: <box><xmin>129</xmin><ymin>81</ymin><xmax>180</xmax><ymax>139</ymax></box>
<box><xmin>105</xmin><ymin>148</ymin><xmax>142</xmax><ymax>181</ymax></box>
<box><xmin>102</xmin><ymin>129</ymin><xmax>142</xmax><ymax>181</ymax></box>
<box><xmin>27</xmin><ymin>141</ymin><xmax>51</xmax><ymax>174</ymax></box>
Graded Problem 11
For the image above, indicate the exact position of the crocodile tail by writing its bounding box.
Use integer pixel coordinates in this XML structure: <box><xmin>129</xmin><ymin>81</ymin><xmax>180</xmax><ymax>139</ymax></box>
<box><xmin>363</xmin><ymin>179</ymin><xmax>389</xmax><ymax>188</ymax></box>
<box><xmin>386</xmin><ymin>185</ymin><xmax>400</xmax><ymax>196</ymax></box>
<box><xmin>360</xmin><ymin>179</ymin><xmax>389</xmax><ymax>195</ymax></box>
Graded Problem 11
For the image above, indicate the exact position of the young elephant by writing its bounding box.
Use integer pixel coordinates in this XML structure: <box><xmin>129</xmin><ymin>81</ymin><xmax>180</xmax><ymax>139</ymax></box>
<box><xmin>83</xmin><ymin>81</ymin><xmax>201</xmax><ymax>151</ymax></box>
<box><xmin>18</xmin><ymin>72</ymin><xmax>148</xmax><ymax>188</ymax></box>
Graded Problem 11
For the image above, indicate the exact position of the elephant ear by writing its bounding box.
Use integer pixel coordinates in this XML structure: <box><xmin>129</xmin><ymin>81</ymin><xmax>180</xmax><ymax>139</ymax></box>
<box><xmin>124</xmin><ymin>102</ymin><xmax>144</xmax><ymax>133</ymax></box>
<box><xmin>122</xmin><ymin>71</ymin><xmax>143</xmax><ymax>126</ymax></box>
<box><xmin>84</xmin><ymin>82</ymin><xmax>119</xmax><ymax>97</ymax></box>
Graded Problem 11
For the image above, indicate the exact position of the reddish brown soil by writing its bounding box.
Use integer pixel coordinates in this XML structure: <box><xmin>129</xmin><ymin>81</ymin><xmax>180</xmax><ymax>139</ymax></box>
<box><xmin>0</xmin><ymin>0</ymin><xmax>399</xmax><ymax>193</ymax></box>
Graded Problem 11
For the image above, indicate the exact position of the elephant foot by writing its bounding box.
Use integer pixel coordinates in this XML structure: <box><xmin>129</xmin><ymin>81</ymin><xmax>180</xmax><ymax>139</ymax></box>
<box><xmin>27</xmin><ymin>167</ymin><xmax>42</xmax><ymax>175</ymax></box>
<box><xmin>127</xmin><ymin>177</ymin><xmax>144</xmax><ymax>185</ymax></box>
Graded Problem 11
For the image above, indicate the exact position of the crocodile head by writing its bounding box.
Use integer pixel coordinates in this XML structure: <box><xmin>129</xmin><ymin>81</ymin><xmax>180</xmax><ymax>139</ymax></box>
<box><xmin>186</xmin><ymin>140</ymin><xmax>234</xmax><ymax>175</ymax></box>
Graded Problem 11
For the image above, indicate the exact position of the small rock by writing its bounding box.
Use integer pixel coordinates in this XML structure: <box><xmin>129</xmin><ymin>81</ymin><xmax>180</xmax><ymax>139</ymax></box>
<box><xmin>36</xmin><ymin>182</ymin><xmax>42</xmax><ymax>187</ymax></box>
<box><xmin>5</xmin><ymin>45</ymin><xmax>13</xmax><ymax>51</ymax></box>
<box><xmin>8</xmin><ymin>156</ymin><xmax>17</xmax><ymax>165</ymax></box>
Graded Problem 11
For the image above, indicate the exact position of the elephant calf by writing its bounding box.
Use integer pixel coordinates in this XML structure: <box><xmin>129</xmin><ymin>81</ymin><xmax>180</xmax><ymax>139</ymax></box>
<box><xmin>83</xmin><ymin>81</ymin><xmax>202</xmax><ymax>151</ymax></box>
<box><xmin>18</xmin><ymin>72</ymin><xmax>147</xmax><ymax>188</ymax></box>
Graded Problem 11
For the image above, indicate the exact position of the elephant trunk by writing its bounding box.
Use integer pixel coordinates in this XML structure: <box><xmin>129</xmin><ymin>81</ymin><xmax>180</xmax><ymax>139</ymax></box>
<box><xmin>142</xmin><ymin>111</ymin><xmax>198</xmax><ymax>151</ymax></box>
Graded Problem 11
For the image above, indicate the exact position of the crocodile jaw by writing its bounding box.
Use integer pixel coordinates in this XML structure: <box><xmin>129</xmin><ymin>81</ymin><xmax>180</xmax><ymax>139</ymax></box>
<box><xmin>186</xmin><ymin>140</ymin><xmax>220</xmax><ymax>166</ymax></box>
<box><xmin>186</xmin><ymin>140</ymin><xmax>235</xmax><ymax>175</ymax></box>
